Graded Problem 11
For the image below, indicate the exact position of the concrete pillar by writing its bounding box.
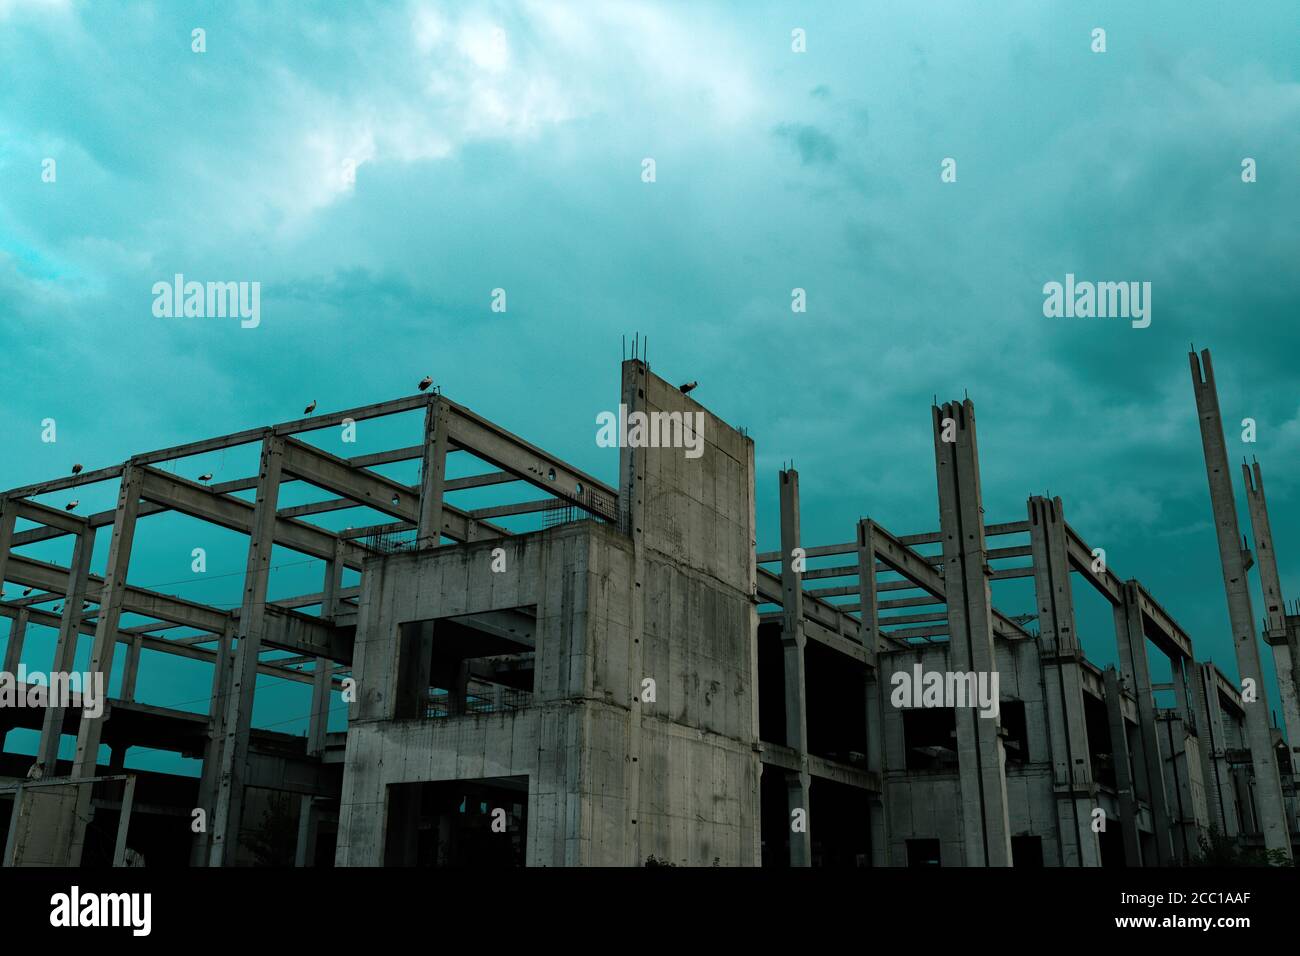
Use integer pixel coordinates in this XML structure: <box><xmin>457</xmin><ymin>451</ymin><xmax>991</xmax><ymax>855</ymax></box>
<box><xmin>1</xmin><ymin>610</ymin><xmax>29</xmax><ymax>753</ymax></box>
<box><xmin>119</xmin><ymin>636</ymin><xmax>143</xmax><ymax>702</ymax></box>
<box><xmin>416</xmin><ymin>399</ymin><xmax>448</xmax><ymax>549</ymax></box>
<box><xmin>192</xmin><ymin>621</ymin><xmax>234</xmax><ymax>866</ymax></box>
<box><xmin>297</xmin><ymin>541</ymin><xmax>342</xmax><ymax>864</ymax></box>
<box><xmin>1163</xmin><ymin>654</ymin><xmax>1200</xmax><ymax>861</ymax></box>
<box><xmin>857</xmin><ymin>518</ymin><xmax>889</xmax><ymax>866</ymax></box>
<box><xmin>1103</xmin><ymin>667</ymin><xmax>1143</xmax><ymax>865</ymax></box>
<box><xmin>0</xmin><ymin>496</ymin><xmax>16</xmax><ymax>607</ymax></box>
<box><xmin>617</xmin><ymin>360</ymin><xmax>648</xmax><ymax>866</ymax></box>
<box><xmin>295</xmin><ymin>797</ymin><xmax>321</xmax><ymax>867</ymax></box>
<box><xmin>779</xmin><ymin>469</ymin><xmax>811</xmax><ymax>866</ymax></box>
<box><xmin>1242</xmin><ymin>461</ymin><xmax>1300</xmax><ymax>773</ymax></box>
<box><xmin>0</xmin><ymin>498</ymin><xmax>21</xmax><ymax>753</ymax></box>
<box><xmin>67</xmin><ymin>464</ymin><xmax>144</xmax><ymax>866</ymax></box>
<box><xmin>1113</xmin><ymin>581</ymin><xmax>1175</xmax><ymax>864</ymax></box>
<box><xmin>1028</xmin><ymin>496</ymin><xmax>1101</xmax><ymax>866</ymax></box>
<box><xmin>111</xmin><ymin>775</ymin><xmax>136</xmax><ymax>867</ymax></box>
<box><xmin>932</xmin><ymin>400</ymin><xmax>1012</xmax><ymax>866</ymax></box>
<box><xmin>1189</xmin><ymin>349</ymin><xmax>1290</xmax><ymax>857</ymax></box>
<box><xmin>1191</xmin><ymin>662</ymin><xmax>1238</xmax><ymax>838</ymax></box>
<box><xmin>210</xmin><ymin>435</ymin><xmax>285</xmax><ymax>866</ymax></box>
<box><xmin>307</xmin><ymin>543</ymin><xmax>344</xmax><ymax>757</ymax></box>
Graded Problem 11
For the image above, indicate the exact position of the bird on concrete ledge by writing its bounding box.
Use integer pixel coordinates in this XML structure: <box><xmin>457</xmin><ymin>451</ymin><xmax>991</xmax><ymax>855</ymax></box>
<box><xmin>71</xmin><ymin>463</ymin><xmax>82</xmax><ymax>475</ymax></box>
<box><xmin>418</xmin><ymin>375</ymin><xmax>434</xmax><ymax>392</ymax></box>
<box><xmin>303</xmin><ymin>400</ymin><xmax>317</xmax><ymax>415</ymax></box>
<box><xmin>679</xmin><ymin>381</ymin><xmax>698</xmax><ymax>395</ymax></box>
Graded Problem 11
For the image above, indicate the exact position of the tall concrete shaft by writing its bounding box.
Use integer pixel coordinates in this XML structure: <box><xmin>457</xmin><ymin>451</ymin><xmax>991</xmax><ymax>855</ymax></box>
<box><xmin>1189</xmin><ymin>349</ymin><xmax>1292</xmax><ymax>857</ymax></box>
<box><xmin>1242</xmin><ymin>460</ymin><xmax>1300</xmax><ymax>769</ymax></box>
<box><xmin>932</xmin><ymin>399</ymin><xmax>1012</xmax><ymax>866</ymax></box>
<box><xmin>778</xmin><ymin>469</ymin><xmax>812</xmax><ymax>866</ymax></box>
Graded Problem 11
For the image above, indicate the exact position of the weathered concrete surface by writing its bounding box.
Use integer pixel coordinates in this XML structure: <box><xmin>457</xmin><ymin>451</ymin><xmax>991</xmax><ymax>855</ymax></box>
<box><xmin>336</xmin><ymin>362</ymin><xmax>760</xmax><ymax>867</ymax></box>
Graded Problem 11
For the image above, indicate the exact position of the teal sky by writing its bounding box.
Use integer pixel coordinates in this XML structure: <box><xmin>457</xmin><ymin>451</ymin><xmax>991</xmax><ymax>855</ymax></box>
<box><xmin>1</xmin><ymin>1</ymin><xmax>1298</xmax><ymax>772</ymax></box>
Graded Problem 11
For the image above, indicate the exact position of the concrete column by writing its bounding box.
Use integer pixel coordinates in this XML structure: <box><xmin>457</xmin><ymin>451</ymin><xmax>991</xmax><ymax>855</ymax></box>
<box><xmin>67</xmin><ymin>464</ymin><xmax>144</xmax><ymax>866</ymax></box>
<box><xmin>779</xmin><ymin>469</ymin><xmax>811</xmax><ymax>866</ymax></box>
<box><xmin>192</xmin><ymin>621</ymin><xmax>234</xmax><ymax>865</ymax></box>
<box><xmin>295</xmin><ymin>797</ymin><xmax>321</xmax><ymax>867</ymax></box>
<box><xmin>1028</xmin><ymin>496</ymin><xmax>1101</xmax><ymax>866</ymax></box>
<box><xmin>0</xmin><ymin>496</ymin><xmax>16</xmax><ymax>607</ymax></box>
<box><xmin>36</xmin><ymin>529</ymin><xmax>94</xmax><ymax>770</ymax></box>
<box><xmin>1189</xmin><ymin>349</ymin><xmax>1290</xmax><ymax>857</ymax></box>
<box><xmin>416</xmin><ymin>399</ymin><xmax>448</xmax><ymax>549</ymax></box>
<box><xmin>0</xmin><ymin>498</ymin><xmax>20</xmax><ymax>751</ymax></box>
<box><xmin>1191</xmin><ymin>662</ymin><xmax>1238</xmax><ymax>838</ymax></box>
<box><xmin>119</xmin><ymin>636</ymin><xmax>143</xmax><ymax>702</ymax></box>
<box><xmin>1242</xmin><ymin>461</ymin><xmax>1300</xmax><ymax>772</ymax></box>
<box><xmin>297</xmin><ymin>543</ymin><xmax>341</xmax><ymax>863</ymax></box>
<box><xmin>2</xmin><ymin>610</ymin><xmax>26</xmax><ymax>676</ymax></box>
<box><xmin>932</xmin><ymin>400</ymin><xmax>1012</xmax><ymax>867</ymax></box>
<box><xmin>308</xmin><ymin>543</ymin><xmax>344</xmax><ymax>757</ymax></box>
<box><xmin>618</xmin><ymin>361</ymin><xmax>648</xmax><ymax>866</ymax></box>
<box><xmin>1</xmin><ymin>610</ymin><xmax>29</xmax><ymax>753</ymax></box>
<box><xmin>1103</xmin><ymin>667</ymin><xmax>1142</xmax><ymax>865</ymax></box>
<box><xmin>210</xmin><ymin>435</ymin><xmax>285</xmax><ymax>866</ymax></box>
<box><xmin>1113</xmin><ymin>581</ymin><xmax>1175</xmax><ymax>864</ymax></box>
<box><xmin>1164</xmin><ymin>654</ymin><xmax>1200</xmax><ymax>861</ymax></box>
<box><xmin>858</xmin><ymin>518</ymin><xmax>889</xmax><ymax>866</ymax></box>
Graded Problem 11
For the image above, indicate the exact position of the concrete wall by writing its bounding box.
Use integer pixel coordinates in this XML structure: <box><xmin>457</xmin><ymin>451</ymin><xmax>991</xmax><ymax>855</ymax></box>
<box><xmin>336</xmin><ymin>361</ymin><xmax>760</xmax><ymax>867</ymax></box>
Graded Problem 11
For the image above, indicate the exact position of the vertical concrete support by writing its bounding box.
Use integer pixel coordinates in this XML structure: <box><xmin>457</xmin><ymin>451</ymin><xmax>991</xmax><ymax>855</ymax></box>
<box><xmin>2</xmin><ymin>610</ymin><xmax>26</xmax><ymax>676</ymax></box>
<box><xmin>1242</xmin><ymin>461</ymin><xmax>1300</xmax><ymax>770</ymax></box>
<box><xmin>932</xmin><ymin>400</ymin><xmax>1012</xmax><ymax>867</ymax></box>
<box><xmin>191</xmin><ymin>621</ymin><xmax>234</xmax><ymax>866</ymax></box>
<box><xmin>119</xmin><ymin>637</ymin><xmax>143</xmax><ymax>702</ymax></box>
<box><xmin>1103</xmin><ymin>667</ymin><xmax>1142</xmax><ymax>865</ymax></box>
<box><xmin>112</xmin><ymin>775</ymin><xmax>136</xmax><ymax>867</ymax></box>
<box><xmin>67</xmin><ymin>465</ymin><xmax>144</xmax><ymax>866</ymax></box>
<box><xmin>0</xmin><ymin>495</ymin><xmax>20</xmax><ymax>749</ymax></box>
<box><xmin>858</xmin><ymin>518</ymin><xmax>889</xmax><ymax>866</ymax></box>
<box><xmin>298</xmin><ymin>551</ymin><xmax>341</xmax><ymax>869</ymax></box>
<box><xmin>779</xmin><ymin>469</ymin><xmax>811</xmax><ymax>866</ymax></box>
<box><xmin>1</xmin><ymin>609</ymin><xmax>30</xmax><ymax>753</ymax></box>
<box><xmin>307</xmin><ymin>542</ymin><xmax>344</xmax><ymax>757</ymax></box>
<box><xmin>37</xmin><ymin>529</ymin><xmax>94</xmax><ymax>769</ymax></box>
<box><xmin>2</xmin><ymin>784</ymin><xmax>24</xmax><ymax>866</ymax></box>
<box><xmin>1164</xmin><ymin>654</ymin><xmax>1200</xmax><ymax>860</ymax></box>
<box><xmin>1191</xmin><ymin>662</ymin><xmax>1238</xmax><ymax>838</ymax></box>
<box><xmin>1189</xmin><ymin>349</ymin><xmax>1291</xmax><ymax>857</ymax></box>
<box><xmin>210</xmin><ymin>434</ymin><xmax>285</xmax><ymax>866</ymax></box>
<box><xmin>416</xmin><ymin>398</ymin><xmax>448</xmax><ymax>549</ymax></box>
<box><xmin>1114</xmin><ymin>582</ymin><xmax>1174</xmax><ymax>864</ymax></box>
<box><xmin>0</xmin><ymin>496</ymin><xmax>15</xmax><ymax>602</ymax></box>
<box><xmin>1027</xmin><ymin>496</ymin><xmax>1101</xmax><ymax>866</ymax></box>
<box><xmin>618</xmin><ymin>360</ymin><xmax>647</xmax><ymax>867</ymax></box>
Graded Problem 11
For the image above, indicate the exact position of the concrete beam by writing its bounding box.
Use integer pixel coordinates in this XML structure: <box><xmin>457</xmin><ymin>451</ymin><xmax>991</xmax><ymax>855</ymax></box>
<box><xmin>441</xmin><ymin>399</ymin><xmax>617</xmax><ymax>520</ymax></box>
<box><xmin>4</xmin><ymin>553</ymin><xmax>229</xmax><ymax>634</ymax></box>
<box><xmin>138</xmin><ymin>466</ymin><xmax>370</xmax><ymax>568</ymax></box>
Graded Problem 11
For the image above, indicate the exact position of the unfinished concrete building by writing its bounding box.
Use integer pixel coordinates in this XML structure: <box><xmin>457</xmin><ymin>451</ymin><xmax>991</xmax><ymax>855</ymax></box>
<box><xmin>1</xmin><ymin>350</ymin><xmax>1296</xmax><ymax>866</ymax></box>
